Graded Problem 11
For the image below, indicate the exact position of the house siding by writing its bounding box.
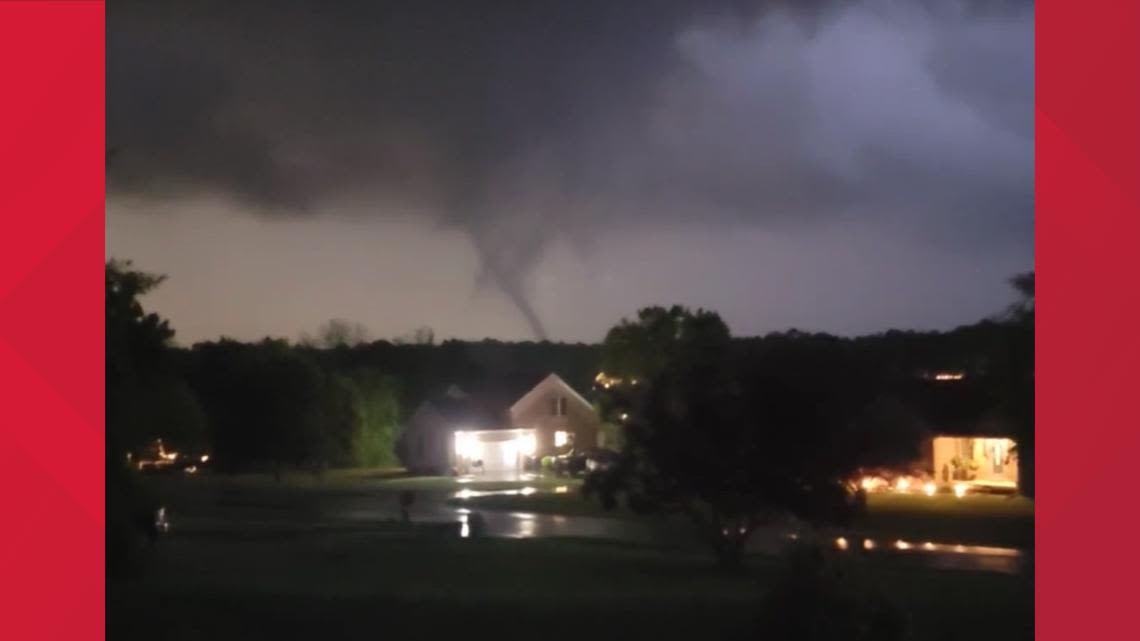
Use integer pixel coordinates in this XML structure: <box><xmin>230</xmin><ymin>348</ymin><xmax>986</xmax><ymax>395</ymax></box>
<box><xmin>510</xmin><ymin>384</ymin><xmax>600</xmax><ymax>457</ymax></box>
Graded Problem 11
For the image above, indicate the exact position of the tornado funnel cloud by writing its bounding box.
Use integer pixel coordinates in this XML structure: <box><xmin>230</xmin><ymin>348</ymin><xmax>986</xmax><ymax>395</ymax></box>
<box><xmin>471</xmin><ymin>234</ymin><xmax>549</xmax><ymax>341</ymax></box>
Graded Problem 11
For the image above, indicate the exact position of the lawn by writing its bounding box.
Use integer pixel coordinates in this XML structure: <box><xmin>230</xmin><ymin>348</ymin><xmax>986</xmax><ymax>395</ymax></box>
<box><xmin>851</xmin><ymin>493</ymin><xmax>1035</xmax><ymax>548</ymax></box>
<box><xmin>108</xmin><ymin>521</ymin><xmax>1031</xmax><ymax>641</ymax></box>
<box><xmin>450</xmin><ymin>487</ymin><xmax>1035</xmax><ymax>548</ymax></box>
<box><xmin>158</xmin><ymin>470</ymin><xmax>1032</xmax><ymax>548</ymax></box>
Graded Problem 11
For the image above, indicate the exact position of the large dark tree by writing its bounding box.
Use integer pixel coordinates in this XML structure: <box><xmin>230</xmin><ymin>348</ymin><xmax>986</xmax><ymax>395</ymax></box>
<box><xmin>186</xmin><ymin>339</ymin><xmax>357</xmax><ymax>474</ymax></box>
<box><xmin>107</xmin><ymin>260</ymin><xmax>206</xmax><ymax>576</ymax></box>
<box><xmin>588</xmin><ymin>307</ymin><xmax>870</xmax><ymax>568</ymax></box>
<box><xmin>998</xmin><ymin>271</ymin><xmax>1034</xmax><ymax>496</ymax></box>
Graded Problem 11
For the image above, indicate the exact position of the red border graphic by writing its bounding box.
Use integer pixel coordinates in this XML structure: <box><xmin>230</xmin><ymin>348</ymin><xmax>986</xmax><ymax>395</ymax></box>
<box><xmin>0</xmin><ymin>2</ymin><xmax>105</xmax><ymax>639</ymax></box>
<box><xmin>1037</xmin><ymin>1</ymin><xmax>1140</xmax><ymax>639</ymax></box>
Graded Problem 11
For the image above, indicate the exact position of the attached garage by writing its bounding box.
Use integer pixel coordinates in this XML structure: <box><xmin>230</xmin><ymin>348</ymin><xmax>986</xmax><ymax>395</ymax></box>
<box><xmin>455</xmin><ymin>428</ymin><xmax>537</xmax><ymax>476</ymax></box>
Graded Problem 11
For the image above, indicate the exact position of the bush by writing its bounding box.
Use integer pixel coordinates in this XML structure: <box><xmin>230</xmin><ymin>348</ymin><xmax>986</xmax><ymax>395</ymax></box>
<box><xmin>755</xmin><ymin>543</ymin><xmax>908</xmax><ymax>641</ymax></box>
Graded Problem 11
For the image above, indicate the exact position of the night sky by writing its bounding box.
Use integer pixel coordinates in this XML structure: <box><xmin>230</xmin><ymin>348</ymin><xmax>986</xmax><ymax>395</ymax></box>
<box><xmin>106</xmin><ymin>0</ymin><xmax>1034</xmax><ymax>344</ymax></box>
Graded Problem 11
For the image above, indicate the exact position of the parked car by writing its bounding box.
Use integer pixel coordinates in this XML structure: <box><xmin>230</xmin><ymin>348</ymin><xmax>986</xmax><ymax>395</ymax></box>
<box><xmin>584</xmin><ymin>449</ymin><xmax>618</xmax><ymax>472</ymax></box>
<box><xmin>552</xmin><ymin>449</ymin><xmax>618</xmax><ymax>477</ymax></box>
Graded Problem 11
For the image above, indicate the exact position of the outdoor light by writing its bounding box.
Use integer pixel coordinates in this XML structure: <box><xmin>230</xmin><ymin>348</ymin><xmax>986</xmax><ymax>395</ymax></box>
<box><xmin>620</xmin><ymin>413</ymin><xmax>629</xmax><ymax>422</ymax></box>
<box><xmin>455</xmin><ymin>432</ymin><xmax>481</xmax><ymax>460</ymax></box>
<box><xmin>520</xmin><ymin>487</ymin><xmax>536</xmax><ymax>496</ymax></box>
<box><xmin>953</xmin><ymin>483</ymin><xmax>968</xmax><ymax>498</ymax></box>
<box><xmin>554</xmin><ymin>431</ymin><xmax>569</xmax><ymax>447</ymax></box>
<box><xmin>895</xmin><ymin>540</ymin><xmax>911</xmax><ymax>550</ymax></box>
<box><xmin>554</xmin><ymin>486</ymin><xmax>569</xmax><ymax>494</ymax></box>
<box><xmin>895</xmin><ymin>477</ymin><xmax>911</xmax><ymax>492</ymax></box>
<box><xmin>200</xmin><ymin>454</ymin><xmax>210</xmax><ymax>463</ymax></box>
<box><xmin>518</xmin><ymin>433</ymin><xmax>537</xmax><ymax>457</ymax></box>
<box><xmin>835</xmin><ymin>537</ymin><xmax>849</xmax><ymax>550</ymax></box>
<box><xmin>923</xmin><ymin>482</ymin><xmax>937</xmax><ymax>497</ymax></box>
<box><xmin>863</xmin><ymin>539</ymin><xmax>875</xmax><ymax>551</ymax></box>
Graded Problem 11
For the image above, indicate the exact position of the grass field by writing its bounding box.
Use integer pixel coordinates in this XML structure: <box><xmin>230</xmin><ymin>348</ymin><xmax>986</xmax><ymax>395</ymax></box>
<box><xmin>109</xmin><ymin>522</ymin><xmax>1032</xmax><ymax>641</ymax></box>
<box><xmin>449</xmin><ymin>488</ymin><xmax>1035</xmax><ymax>548</ymax></box>
<box><xmin>116</xmin><ymin>473</ymin><xmax>1032</xmax><ymax>640</ymax></box>
<box><xmin>156</xmin><ymin>469</ymin><xmax>1032</xmax><ymax>548</ymax></box>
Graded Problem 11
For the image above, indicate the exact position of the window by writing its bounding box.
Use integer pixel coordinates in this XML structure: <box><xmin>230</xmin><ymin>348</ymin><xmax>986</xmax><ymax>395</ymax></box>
<box><xmin>554</xmin><ymin>431</ymin><xmax>569</xmax><ymax>447</ymax></box>
<box><xmin>551</xmin><ymin>396</ymin><xmax>567</xmax><ymax>416</ymax></box>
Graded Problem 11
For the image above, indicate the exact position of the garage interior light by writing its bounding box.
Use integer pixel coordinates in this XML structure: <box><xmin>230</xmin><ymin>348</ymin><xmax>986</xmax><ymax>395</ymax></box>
<box><xmin>518</xmin><ymin>433</ymin><xmax>537</xmax><ymax>457</ymax></box>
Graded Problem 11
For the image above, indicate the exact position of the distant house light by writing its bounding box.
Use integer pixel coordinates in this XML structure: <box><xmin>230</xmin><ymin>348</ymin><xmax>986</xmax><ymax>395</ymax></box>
<box><xmin>594</xmin><ymin>371</ymin><xmax>624</xmax><ymax>388</ymax></box>
<box><xmin>931</xmin><ymin>371</ymin><xmax>966</xmax><ymax>381</ymax></box>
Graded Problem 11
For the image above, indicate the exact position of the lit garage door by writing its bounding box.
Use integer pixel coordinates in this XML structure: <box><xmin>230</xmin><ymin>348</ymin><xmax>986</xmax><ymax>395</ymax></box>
<box><xmin>479</xmin><ymin>439</ymin><xmax>519</xmax><ymax>473</ymax></box>
<box><xmin>455</xmin><ymin>429</ymin><xmax>536</xmax><ymax>474</ymax></box>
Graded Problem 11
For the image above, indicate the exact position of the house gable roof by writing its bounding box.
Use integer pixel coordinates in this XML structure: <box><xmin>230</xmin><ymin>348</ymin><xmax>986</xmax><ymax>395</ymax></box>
<box><xmin>509</xmin><ymin>373</ymin><xmax>594</xmax><ymax>418</ymax></box>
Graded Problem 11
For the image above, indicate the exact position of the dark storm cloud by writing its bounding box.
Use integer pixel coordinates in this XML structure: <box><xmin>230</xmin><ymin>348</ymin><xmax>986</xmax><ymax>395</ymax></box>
<box><xmin>108</xmin><ymin>0</ymin><xmax>1034</xmax><ymax>339</ymax></box>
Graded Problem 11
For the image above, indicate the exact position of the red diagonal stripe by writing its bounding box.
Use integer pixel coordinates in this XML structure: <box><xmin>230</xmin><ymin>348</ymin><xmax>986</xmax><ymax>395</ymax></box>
<box><xmin>0</xmin><ymin>208</ymin><xmax>105</xmax><ymax>432</ymax></box>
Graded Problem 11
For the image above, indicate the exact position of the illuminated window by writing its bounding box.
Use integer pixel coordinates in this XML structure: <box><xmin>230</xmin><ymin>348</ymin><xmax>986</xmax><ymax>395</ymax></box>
<box><xmin>554</xmin><ymin>431</ymin><xmax>569</xmax><ymax>447</ymax></box>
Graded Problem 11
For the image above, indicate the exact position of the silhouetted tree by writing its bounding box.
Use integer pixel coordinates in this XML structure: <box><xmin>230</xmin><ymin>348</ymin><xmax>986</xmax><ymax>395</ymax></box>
<box><xmin>588</xmin><ymin>308</ymin><xmax>866</xmax><ymax>568</ymax></box>
<box><xmin>998</xmin><ymin>271</ymin><xmax>1034</xmax><ymax>496</ymax></box>
<box><xmin>107</xmin><ymin>260</ymin><xmax>206</xmax><ymax>577</ymax></box>
<box><xmin>300</xmin><ymin>318</ymin><xmax>372</xmax><ymax>348</ymax></box>
<box><xmin>186</xmin><ymin>339</ymin><xmax>356</xmax><ymax>474</ymax></box>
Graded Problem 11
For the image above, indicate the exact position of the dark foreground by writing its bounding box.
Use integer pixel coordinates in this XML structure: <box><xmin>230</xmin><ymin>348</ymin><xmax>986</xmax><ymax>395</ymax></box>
<box><xmin>109</xmin><ymin>476</ymin><xmax>1032</xmax><ymax>641</ymax></box>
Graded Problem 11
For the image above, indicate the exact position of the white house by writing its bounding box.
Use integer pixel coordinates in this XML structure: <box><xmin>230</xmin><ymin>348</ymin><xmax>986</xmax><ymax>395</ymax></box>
<box><xmin>401</xmin><ymin>373</ymin><xmax>602</xmax><ymax>476</ymax></box>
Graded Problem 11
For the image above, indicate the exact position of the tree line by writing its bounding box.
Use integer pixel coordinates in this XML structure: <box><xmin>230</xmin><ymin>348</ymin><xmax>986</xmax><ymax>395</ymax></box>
<box><xmin>108</xmin><ymin>259</ymin><xmax>1031</xmax><ymax>480</ymax></box>
<box><xmin>108</xmin><ymin>257</ymin><xmax>1031</xmax><ymax>571</ymax></box>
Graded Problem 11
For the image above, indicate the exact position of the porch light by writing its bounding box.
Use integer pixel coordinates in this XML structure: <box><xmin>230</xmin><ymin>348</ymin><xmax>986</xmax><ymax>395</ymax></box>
<box><xmin>554</xmin><ymin>431</ymin><xmax>569</xmax><ymax>447</ymax></box>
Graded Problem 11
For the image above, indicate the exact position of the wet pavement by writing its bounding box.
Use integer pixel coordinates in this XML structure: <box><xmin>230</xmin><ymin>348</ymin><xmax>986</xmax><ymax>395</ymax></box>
<box><xmin>330</xmin><ymin>486</ymin><xmax>1028</xmax><ymax>575</ymax></box>
<box><xmin>159</xmin><ymin>477</ymin><xmax>1027</xmax><ymax>575</ymax></box>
